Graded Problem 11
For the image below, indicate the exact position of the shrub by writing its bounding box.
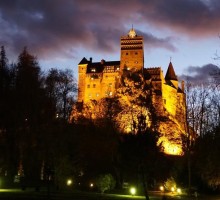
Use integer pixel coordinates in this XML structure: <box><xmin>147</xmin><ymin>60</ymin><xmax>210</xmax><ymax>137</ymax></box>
<box><xmin>96</xmin><ymin>174</ymin><xmax>116</xmax><ymax>193</ymax></box>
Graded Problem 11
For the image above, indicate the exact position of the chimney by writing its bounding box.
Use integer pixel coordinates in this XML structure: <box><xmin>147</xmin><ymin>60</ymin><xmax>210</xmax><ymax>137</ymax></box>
<box><xmin>90</xmin><ymin>57</ymin><xmax>92</xmax><ymax>63</ymax></box>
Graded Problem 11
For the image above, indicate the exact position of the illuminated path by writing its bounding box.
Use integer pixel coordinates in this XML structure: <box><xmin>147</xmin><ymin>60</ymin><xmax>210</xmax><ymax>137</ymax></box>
<box><xmin>0</xmin><ymin>189</ymin><xmax>220</xmax><ymax>200</ymax></box>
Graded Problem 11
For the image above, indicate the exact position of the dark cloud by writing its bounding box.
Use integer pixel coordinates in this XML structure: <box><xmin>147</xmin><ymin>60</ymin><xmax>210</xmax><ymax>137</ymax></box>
<box><xmin>141</xmin><ymin>32</ymin><xmax>177</xmax><ymax>52</ymax></box>
<box><xmin>139</xmin><ymin>0</ymin><xmax>220</xmax><ymax>37</ymax></box>
<box><xmin>179</xmin><ymin>64</ymin><xmax>220</xmax><ymax>84</ymax></box>
<box><xmin>0</xmin><ymin>0</ymin><xmax>219</xmax><ymax>62</ymax></box>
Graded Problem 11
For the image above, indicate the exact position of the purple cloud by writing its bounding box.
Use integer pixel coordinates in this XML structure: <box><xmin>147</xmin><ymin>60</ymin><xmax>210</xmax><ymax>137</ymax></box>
<box><xmin>0</xmin><ymin>0</ymin><xmax>220</xmax><ymax>63</ymax></box>
<box><xmin>179</xmin><ymin>64</ymin><xmax>220</xmax><ymax>84</ymax></box>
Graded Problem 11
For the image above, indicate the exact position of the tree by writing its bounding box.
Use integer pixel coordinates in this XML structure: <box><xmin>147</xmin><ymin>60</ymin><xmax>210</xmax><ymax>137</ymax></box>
<box><xmin>0</xmin><ymin>46</ymin><xmax>10</xmax><ymax>128</ymax></box>
<box><xmin>115</xmin><ymin>72</ymin><xmax>153</xmax><ymax>134</ymax></box>
<box><xmin>193</xmin><ymin>125</ymin><xmax>220</xmax><ymax>190</ymax></box>
<box><xmin>184</xmin><ymin>79</ymin><xmax>220</xmax><ymax>192</ymax></box>
<box><xmin>45</xmin><ymin>68</ymin><xmax>77</xmax><ymax>121</ymax></box>
<box><xmin>118</xmin><ymin>129</ymin><xmax>160</xmax><ymax>199</ymax></box>
<box><xmin>96</xmin><ymin>174</ymin><xmax>116</xmax><ymax>193</ymax></box>
<box><xmin>12</xmin><ymin>47</ymin><xmax>47</xmax><ymax>185</ymax></box>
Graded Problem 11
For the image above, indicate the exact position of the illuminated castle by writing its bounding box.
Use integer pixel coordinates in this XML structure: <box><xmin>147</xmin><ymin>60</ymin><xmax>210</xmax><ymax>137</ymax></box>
<box><xmin>75</xmin><ymin>28</ymin><xmax>187</xmax><ymax>155</ymax></box>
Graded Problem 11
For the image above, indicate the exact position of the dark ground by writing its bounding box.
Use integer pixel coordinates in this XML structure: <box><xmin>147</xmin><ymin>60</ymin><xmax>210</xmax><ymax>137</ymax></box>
<box><xmin>0</xmin><ymin>189</ymin><xmax>220</xmax><ymax>200</ymax></box>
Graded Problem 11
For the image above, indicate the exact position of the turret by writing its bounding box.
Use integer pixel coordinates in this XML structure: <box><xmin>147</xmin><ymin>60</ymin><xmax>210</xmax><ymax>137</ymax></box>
<box><xmin>165</xmin><ymin>61</ymin><xmax>178</xmax><ymax>88</ymax></box>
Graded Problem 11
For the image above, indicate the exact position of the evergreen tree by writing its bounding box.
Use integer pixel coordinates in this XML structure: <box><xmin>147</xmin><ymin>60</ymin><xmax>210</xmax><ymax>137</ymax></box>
<box><xmin>13</xmin><ymin>47</ymin><xmax>46</xmax><ymax>185</ymax></box>
<box><xmin>0</xmin><ymin>46</ymin><xmax>10</xmax><ymax>177</ymax></box>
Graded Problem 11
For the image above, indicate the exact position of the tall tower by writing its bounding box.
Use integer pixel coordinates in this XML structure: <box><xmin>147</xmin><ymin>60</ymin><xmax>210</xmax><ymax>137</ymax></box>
<box><xmin>120</xmin><ymin>27</ymin><xmax>144</xmax><ymax>72</ymax></box>
<box><xmin>78</xmin><ymin>57</ymin><xmax>89</xmax><ymax>102</ymax></box>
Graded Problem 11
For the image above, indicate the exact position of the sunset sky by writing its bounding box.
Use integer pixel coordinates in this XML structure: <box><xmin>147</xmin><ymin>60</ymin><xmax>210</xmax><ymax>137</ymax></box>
<box><xmin>1</xmin><ymin>0</ymin><xmax>220</xmax><ymax>82</ymax></box>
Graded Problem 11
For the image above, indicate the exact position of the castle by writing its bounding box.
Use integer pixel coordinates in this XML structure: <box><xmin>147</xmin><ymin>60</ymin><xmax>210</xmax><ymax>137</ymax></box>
<box><xmin>75</xmin><ymin>28</ymin><xmax>187</xmax><ymax>155</ymax></box>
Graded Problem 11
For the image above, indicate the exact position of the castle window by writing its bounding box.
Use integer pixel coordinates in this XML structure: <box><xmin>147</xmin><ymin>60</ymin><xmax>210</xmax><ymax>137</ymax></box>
<box><xmin>105</xmin><ymin>66</ymin><xmax>114</xmax><ymax>72</ymax></box>
<box><xmin>116</xmin><ymin>67</ymin><xmax>119</xmax><ymax>71</ymax></box>
<box><xmin>109</xmin><ymin>83</ymin><xmax>112</xmax><ymax>87</ymax></box>
<box><xmin>109</xmin><ymin>91</ymin><xmax>113</xmax><ymax>96</ymax></box>
<box><xmin>96</xmin><ymin>93</ymin><xmax>99</xmax><ymax>97</ymax></box>
<box><xmin>126</xmin><ymin>52</ymin><xmax>128</xmax><ymax>55</ymax></box>
<box><xmin>89</xmin><ymin>94</ymin><xmax>92</xmax><ymax>98</ymax></box>
<box><xmin>87</xmin><ymin>84</ymin><xmax>90</xmax><ymax>88</ymax></box>
<box><xmin>163</xmin><ymin>99</ymin><xmax>166</xmax><ymax>104</ymax></box>
<box><xmin>91</xmin><ymin>68</ymin><xmax>96</xmax><ymax>72</ymax></box>
<box><xmin>135</xmin><ymin>52</ymin><xmax>138</xmax><ymax>55</ymax></box>
<box><xmin>93</xmin><ymin>84</ymin><xmax>96</xmax><ymax>88</ymax></box>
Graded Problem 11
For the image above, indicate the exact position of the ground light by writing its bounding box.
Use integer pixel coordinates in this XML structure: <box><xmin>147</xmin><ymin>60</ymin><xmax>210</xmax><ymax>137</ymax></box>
<box><xmin>130</xmin><ymin>187</ymin><xmax>136</xmax><ymax>196</ymax></box>
<box><xmin>177</xmin><ymin>188</ymin><xmax>181</xmax><ymax>194</ymax></box>
<box><xmin>66</xmin><ymin>179</ymin><xmax>72</xmax><ymax>186</ymax></box>
<box><xmin>159</xmin><ymin>186</ymin><xmax>164</xmax><ymax>192</ymax></box>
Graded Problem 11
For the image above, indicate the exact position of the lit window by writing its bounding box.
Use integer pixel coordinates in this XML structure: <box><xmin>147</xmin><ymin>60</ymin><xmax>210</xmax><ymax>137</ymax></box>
<box><xmin>109</xmin><ymin>92</ymin><xmax>113</xmax><ymax>96</ymax></box>
<box><xmin>109</xmin><ymin>83</ymin><xmax>112</xmax><ymax>87</ymax></box>
<box><xmin>116</xmin><ymin>67</ymin><xmax>119</xmax><ymax>71</ymax></box>
<box><xmin>91</xmin><ymin>68</ymin><xmax>96</xmax><ymax>72</ymax></box>
<box><xmin>96</xmin><ymin>93</ymin><xmax>99</xmax><ymax>97</ymax></box>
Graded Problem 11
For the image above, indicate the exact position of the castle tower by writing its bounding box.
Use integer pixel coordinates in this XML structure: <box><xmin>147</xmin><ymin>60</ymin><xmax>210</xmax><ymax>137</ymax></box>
<box><xmin>120</xmin><ymin>27</ymin><xmax>144</xmax><ymax>72</ymax></box>
<box><xmin>165</xmin><ymin>61</ymin><xmax>178</xmax><ymax>88</ymax></box>
<box><xmin>78</xmin><ymin>57</ymin><xmax>89</xmax><ymax>102</ymax></box>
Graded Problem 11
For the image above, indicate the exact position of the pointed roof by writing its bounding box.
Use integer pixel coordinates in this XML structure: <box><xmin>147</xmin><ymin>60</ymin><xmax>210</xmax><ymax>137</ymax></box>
<box><xmin>165</xmin><ymin>62</ymin><xmax>178</xmax><ymax>81</ymax></box>
<box><xmin>128</xmin><ymin>25</ymin><xmax>137</xmax><ymax>38</ymax></box>
<box><xmin>78</xmin><ymin>57</ymin><xmax>88</xmax><ymax>65</ymax></box>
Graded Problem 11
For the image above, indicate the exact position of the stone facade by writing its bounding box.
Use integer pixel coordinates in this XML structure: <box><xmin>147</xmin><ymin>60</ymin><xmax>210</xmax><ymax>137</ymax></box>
<box><xmin>76</xmin><ymin>28</ymin><xmax>187</xmax><ymax>155</ymax></box>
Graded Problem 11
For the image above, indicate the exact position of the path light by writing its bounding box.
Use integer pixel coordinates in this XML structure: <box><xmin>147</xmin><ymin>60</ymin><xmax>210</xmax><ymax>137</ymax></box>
<box><xmin>160</xmin><ymin>186</ymin><xmax>164</xmax><ymax>192</ymax></box>
<box><xmin>171</xmin><ymin>187</ymin><xmax>175</xmax><ymax>192</ymax></box>
<box><xmin>130</xmin><ymin>187</ymin><xmax>136</xmax><ymax>196</ymax></box>
<box><xmin>66</xmin><ymin>179</ymin><xmax>72</xmax><ymax>186</ymax></box>
<box><xmin>90</xmin><ymin>183</ymin><xmax>94</xmax><ymax>188</ymax></box>
<box><xmin>177</xmin><ymin>188</ymin><xmax>181</xmax><ymax>194</ymax></box>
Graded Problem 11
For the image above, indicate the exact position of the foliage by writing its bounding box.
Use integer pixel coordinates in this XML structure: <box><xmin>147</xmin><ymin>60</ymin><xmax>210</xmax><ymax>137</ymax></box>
<box><xmin>96</xmin><ymin>174</ymin><xmax>116</xmax><ymax>193</ymax></box>
<box><xmin>54</xmin><ymin>155</ymin><xmax>74</xmax><ymax>189</ymax></box>
<box><xmin>0</xmin><ymin>46</ymin><xmax>77</xmax><ymax>187</ymax></box>
<box><xmin>45</xmin><ymin>68</ymin><xmax>77</xmax><ymax>121</ymax></box>
<box><xmin>164</xmin><ymin>177</ymin><xmax>176</xmax><ymax>191</ymax></box>
<box><xmin>116</xmin><ymin>72</ymin><xmax>152</xmax><ymax>134</ymax></box>
<box><xmin>186</xmin><ymin>81</ymin><xmax>220</xmax><ymax>137</ymax></box>
<box><xmin>193</xmin><ymin>125</ymin><xmax>220</xmax><ymax>190</ymax></box>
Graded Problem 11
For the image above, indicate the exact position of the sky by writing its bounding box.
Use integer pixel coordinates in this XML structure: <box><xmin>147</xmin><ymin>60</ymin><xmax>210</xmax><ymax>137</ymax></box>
<box><xmin>1</xmin><ymin>0</ymin><xmax>220</xmax><ymax>83</ymax></box>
